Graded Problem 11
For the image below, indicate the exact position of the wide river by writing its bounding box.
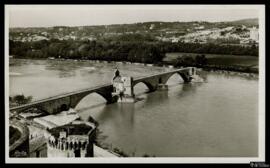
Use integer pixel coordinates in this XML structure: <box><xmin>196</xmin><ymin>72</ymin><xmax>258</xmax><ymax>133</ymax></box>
<box><xmin>9</xmin><ymin>59</ymin><xmax>258</xmax><ymax>157</ymax></box>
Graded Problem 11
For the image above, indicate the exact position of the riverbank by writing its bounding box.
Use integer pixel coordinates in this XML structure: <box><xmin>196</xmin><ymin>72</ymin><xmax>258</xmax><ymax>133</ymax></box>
<box><xmin>10</xmin><ymin>57</ymin><xmax>259</xmax><ymax>74</ymax></box>
<box><xmin>95</xmin><ymin>134</ymin><xmax>156</xmax><ymax>157</ymax></box>
<box><xmin>172</xmin><ymin>64</ymin><xmax>258</xmax><ymax>74</ymax></box>
<box><xmin>164</xmin><ymin>52</ymin><xmax>258</xmax><ymax>74</ymax></box>
<box><xmin>200</xmin><ymin>64</ymin><xmax>258</xmax><ymax>74</ymax></box>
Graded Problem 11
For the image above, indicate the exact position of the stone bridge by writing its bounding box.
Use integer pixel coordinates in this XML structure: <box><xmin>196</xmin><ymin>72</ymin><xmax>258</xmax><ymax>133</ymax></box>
<box><xmin>132</xmin><ymin>67</ymin><xmax>196</xmax><ymax>92</ymax></box>
<box><xmin>10</xmin><ymin>67</ymin><xmax>196</xmax><ymax>114</ymax></box>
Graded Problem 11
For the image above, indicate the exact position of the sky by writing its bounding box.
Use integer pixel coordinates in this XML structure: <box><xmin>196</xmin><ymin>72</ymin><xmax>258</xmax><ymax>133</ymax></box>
<box><xmin>6</xmin><ymin>5</ymin><xmax>261</xmax><ymax>28</ymax></box>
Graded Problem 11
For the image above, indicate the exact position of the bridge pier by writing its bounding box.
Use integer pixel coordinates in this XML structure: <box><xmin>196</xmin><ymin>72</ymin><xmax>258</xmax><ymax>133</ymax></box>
<box><xmin>157</xmin><ymin>75</ymin><xmax>168</xmax><ymax>91</ymax></box>
<box><xmin>112</xmin><ymin>76</ymin><xmax>136</xmax><ymax>103</ymax></box>
<box><xmin>157</xmin><ymin>84</ymin><xmax>168</xmax><ymax>91</ymax></box>
<box><xmin>117</xmin><ymin>95</ymin><xmax>135</xmax><ymax>103</ymax></box>
<box><xmin>107</xmin><ymin>95</ymin><xmax>119</xmax><ymax>104</ymax></box>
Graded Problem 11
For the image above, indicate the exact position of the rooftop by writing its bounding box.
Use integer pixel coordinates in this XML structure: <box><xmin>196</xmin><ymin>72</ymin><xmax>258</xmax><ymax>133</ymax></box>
<box><xmin>48</xmin><ymin>121</ymin><xmax>95</xmax><ymax>139</ymax></box>
<box><xmin>33</xmin><ymin>109</ymin><xmax>80</xmax><ymax>129</ymax></box>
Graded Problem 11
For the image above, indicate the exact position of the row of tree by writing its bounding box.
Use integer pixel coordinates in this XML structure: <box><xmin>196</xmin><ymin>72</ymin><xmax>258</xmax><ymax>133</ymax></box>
<box><xmin>173</xmin><ymin>55</ymin><xmax>208</xmax><ymax>67</ymax></box>
<box><xmin>159</xmin><ymin>41</ymin><xmax>258</xmax><ymax>56</ymax></box>
<box><xmin>9</xmin><ymin>37</ymin><xmax>258</xmax><ymax>64</ymax></box>
<box><xmin>10</xmin><ymin>39</ymin><xmax>166</xmax><ymax>63</ymax></box>
<box><xmin>173</xmin><ymin>54</ymin><xmax>258</xmax><ymax>73</ymax></box>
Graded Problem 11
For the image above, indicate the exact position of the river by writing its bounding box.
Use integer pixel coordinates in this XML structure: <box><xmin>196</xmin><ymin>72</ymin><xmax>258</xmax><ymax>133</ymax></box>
<box><xmin>9</xmin><ymin>59</ymin><xmax>258</xmax><ymax>157</ymax></box>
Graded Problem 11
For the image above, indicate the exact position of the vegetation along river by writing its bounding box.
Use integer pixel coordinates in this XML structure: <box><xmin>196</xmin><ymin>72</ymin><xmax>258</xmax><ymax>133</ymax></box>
<box><xmin>9</xmin><ymin>59</ymin><xmax>258</xmax><ymax>157</ymax></box>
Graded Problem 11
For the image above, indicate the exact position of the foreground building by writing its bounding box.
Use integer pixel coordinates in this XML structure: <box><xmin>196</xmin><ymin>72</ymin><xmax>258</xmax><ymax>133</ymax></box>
<box><xmin>46</xmin><ymin>120</ymin><xmax>96</xmax><ymax>157</ymax></box>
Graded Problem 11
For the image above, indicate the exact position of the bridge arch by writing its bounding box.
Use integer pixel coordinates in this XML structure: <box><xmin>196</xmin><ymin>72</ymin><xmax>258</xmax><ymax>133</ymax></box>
<box><xmin>70</xmin><ymin>91</ymin><xmax>113</xmax><ymax>109</ymax></box>
<box><xmin>133</xmin><ymin>81</ymin><xmax>155</xmax><ymax>93</ymax></box>
<box><xmin>162</xmin><ymin>71</ymin><xmax>190</xmax><ymax>84</ymax></box>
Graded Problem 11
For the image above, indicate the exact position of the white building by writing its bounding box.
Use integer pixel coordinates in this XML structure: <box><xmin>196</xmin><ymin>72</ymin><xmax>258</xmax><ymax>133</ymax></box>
<box><xmin>194</xmin><ymin>26</ymin><xmax>205</xmax><ymax>30</ymax></box>
<box><xmin>149</xmin><ymin>24</ymin><xmax>155</xmax><ymax>30</ymax></box>
<box><xmin>171</xmin><ymin>37</ymin><xmax>179</xmax><ymax>43</ymax></box>
<box><xmin>250</xmin><ymin>27</ymin><xmax>259</xmax><ymax>42</ymax></box>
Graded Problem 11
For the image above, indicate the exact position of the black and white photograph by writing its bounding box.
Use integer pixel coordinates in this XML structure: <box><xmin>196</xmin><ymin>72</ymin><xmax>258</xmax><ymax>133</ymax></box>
<box><xmin>4</xmin><ymin>4</ymin><xmax>266</xmax><ymax>164</ymax></box>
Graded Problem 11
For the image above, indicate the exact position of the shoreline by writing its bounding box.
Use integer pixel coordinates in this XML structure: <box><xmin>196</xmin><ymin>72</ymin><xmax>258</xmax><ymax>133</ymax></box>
<box><xmin>194</xmin><ymin>65</ymin><xmax>258</xmax><ymax>74</ymax></box>
<box><xmin>10</xmin><ymin>57</ymin><xmax>259</xmax><ymax>74</ymax></box>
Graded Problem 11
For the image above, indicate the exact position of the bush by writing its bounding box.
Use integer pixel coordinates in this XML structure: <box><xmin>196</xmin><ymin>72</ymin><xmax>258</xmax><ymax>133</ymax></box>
<box><xmin>10</xmin><ymin>94</ymin><xmax>32</xmax><ymax>105</ymax></box>
<box><xmin>195</xmin><ymin>54</ymin><xmax>207</xmax><ymax>66</ymax></box>
<box><xmin>174</xmin><ymin>55</ymin><xmax>195</xmax><ymax>67</ymax></box>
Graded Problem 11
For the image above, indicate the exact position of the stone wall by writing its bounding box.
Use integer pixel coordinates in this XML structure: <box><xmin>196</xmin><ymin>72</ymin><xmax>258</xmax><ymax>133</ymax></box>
<box><xmin>9</xmin><ymin>121</ymin><xmax>30</xmax><ymax>157</ymax></box>
<box><xmin>47</xmin><ymin>137</ymin><xmax>89</xmax><ymax>157</ymax></box>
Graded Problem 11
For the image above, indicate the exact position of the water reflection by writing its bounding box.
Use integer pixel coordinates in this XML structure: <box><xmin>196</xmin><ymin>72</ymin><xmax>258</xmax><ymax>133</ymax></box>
<box><xmin>118</xmin><ymin>103</ymin><xmax>135</xmax><ymax>129</ymax></box>
<box><xmin>194</xmin><ymin>70</ymin><xmax>208</xmax><ymax>82</ymax></box>
<box><xmin>90</xmin><ymin>103</ymin><xmax>135</xmax><ymax>129</ymax></box>
<box><xmin>140</xmin><ymin>90</ymin><xmax>169</xmax><ymax>107</ymax></box>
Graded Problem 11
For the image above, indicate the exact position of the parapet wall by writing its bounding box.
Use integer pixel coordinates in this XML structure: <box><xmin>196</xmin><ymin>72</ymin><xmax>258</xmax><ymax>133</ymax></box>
<box><xmin>48</xmin><ymin>136</ymin><xmax>88</xmax><ymax>150</ymax></box>
<box><xmin>47</xmin><ymin>136</ymin><xmax>89</xmax><ymax>157</ymax></box>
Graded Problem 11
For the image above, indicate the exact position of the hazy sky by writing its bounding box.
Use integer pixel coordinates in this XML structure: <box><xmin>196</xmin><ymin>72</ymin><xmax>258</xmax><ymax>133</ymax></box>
<box><xmin>6</xmin><ymin>5</ymin><xmax>261</xmax><ymax>28</ymax></box>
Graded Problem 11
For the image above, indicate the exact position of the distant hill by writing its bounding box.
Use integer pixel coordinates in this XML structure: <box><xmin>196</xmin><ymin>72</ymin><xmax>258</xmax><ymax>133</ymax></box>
<box><xmin>10</xmin><ymin>18</ymin><xmax>259</xmax><ymax>32</ymax></box>
<box><xmin>228</xmin><ymin>18</ymin><xmax>258</xmax><ymax>27</ymax></box>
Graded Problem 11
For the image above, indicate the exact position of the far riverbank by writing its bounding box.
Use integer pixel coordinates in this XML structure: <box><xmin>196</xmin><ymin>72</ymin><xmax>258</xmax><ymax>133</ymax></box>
<box><xmin>10</xmin><ymin>56</ymin><xmax>259</xmax><ymax>74</ymax></box>
<box><xmin>164</xmin><ymin>52</ymin><xmax>258</xmax><ymax>74</ymax></box>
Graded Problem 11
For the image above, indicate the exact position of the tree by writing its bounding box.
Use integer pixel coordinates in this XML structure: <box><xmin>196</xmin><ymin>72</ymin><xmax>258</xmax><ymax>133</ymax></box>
<box><xmin>12</xmin><ymin>94</ymin><xmax>32</xmax><ymax>105</ymax></box>
<box><xmin>195</xmin><ymin>54</ymin><xmax>208</xmax><ymax>66</ymax></box>
<box><xmin>183</xmin><ymin>56</ymin><xmax>195</xmax><ymax>66</ymax></box>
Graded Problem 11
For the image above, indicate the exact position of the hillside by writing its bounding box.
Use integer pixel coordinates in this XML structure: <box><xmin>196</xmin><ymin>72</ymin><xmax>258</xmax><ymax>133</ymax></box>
<box><xmin>228</xmin><ymin>18</ymin><xmax>258</xmax><ymax>27</ymax></box>
<box><xmin>9</xmin><ymin>18</ymin><xmax>259</xmax><ymax>46</ymax></box>
<box><xmin>9</xmin><ymin>18</ymin><xmax>258</xmax><ymax>35</ymax></box>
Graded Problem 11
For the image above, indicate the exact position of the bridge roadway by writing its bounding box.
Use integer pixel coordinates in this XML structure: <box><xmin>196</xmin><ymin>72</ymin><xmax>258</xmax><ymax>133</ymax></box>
<box><xmin>9</xmin><ymin>67</ymin><xmax>195</xmax><ymax>114</ymax></box>
<box><xmin>9</xmin><ymin>83</ymin><xmax>113</xmax><ymax>112</ymax></box>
